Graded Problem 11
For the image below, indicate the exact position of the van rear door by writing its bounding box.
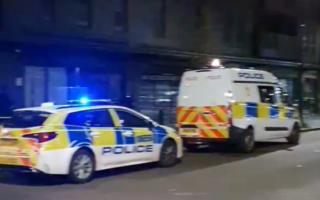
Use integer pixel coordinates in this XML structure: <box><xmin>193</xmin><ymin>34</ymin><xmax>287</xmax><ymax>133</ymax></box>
<box><xmin>177</xmin><ymin>69</ymin><xmax>232</xmax><ymax>139</ymax></box>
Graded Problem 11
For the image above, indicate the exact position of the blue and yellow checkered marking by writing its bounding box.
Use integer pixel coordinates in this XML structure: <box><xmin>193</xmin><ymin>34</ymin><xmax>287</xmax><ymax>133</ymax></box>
<box><xmin>232</xmin><ymin>102</ymin><xmax>296</xmax><ymax>119</ymax></box>
<box><xmin>64</xmin><ymin>126</ymin><xmax>167</xmax><ymax>148</ymax></box>
<box><xmin>246</xmin><ymin>103</ymin><xmax>258</xmax><ymax>118</ymax></box>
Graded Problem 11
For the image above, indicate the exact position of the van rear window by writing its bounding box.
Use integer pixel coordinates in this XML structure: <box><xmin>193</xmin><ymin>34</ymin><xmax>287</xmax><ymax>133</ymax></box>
<box><xmin>3</xmin><ymin>111</ymin><xmax>51</xmax><ymax>128</ymax></box>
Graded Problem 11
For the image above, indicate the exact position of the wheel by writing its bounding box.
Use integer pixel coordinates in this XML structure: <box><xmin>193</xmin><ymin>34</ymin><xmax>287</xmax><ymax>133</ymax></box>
<box><xmin>68</xmin><ymin>149</ymin><xmax>95</xmax><ymax>184</ymax></box>
<box><xmin>287</xmin><ymin>124</ymin><xmax>300</xmax><ymax>145</ymax></box>
<box><xmin>185</xmin><ymin>144</ymin><xmax>198</xmax><ymax>152</ymax></box>
<box><xmin>158</xmin><ymin>140</ymin><xmax>178</xmax><ymax>167</ymax></box>
<box><xmin>237</xmin><ymin>128</ymin><xmax>255</xmax><ymax>153</ymax></box>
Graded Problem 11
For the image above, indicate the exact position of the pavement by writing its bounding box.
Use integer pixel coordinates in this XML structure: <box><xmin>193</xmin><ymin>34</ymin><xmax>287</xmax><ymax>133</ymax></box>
<box><xmin>1</xmin><ymin>131</ymin><xmax>320</xmax><ymax>200</ymax></box>
<box><xmin>303</xmin><ymin>113</ymin><xmax>320</xmax><ymax>131</ymax></box>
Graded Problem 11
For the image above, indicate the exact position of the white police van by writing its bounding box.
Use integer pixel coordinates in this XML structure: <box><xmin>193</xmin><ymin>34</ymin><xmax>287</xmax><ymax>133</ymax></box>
<box><xmin>177</xmin><ymin>67</ymin><xmax>300</xmax><ymax>152</ymax></box>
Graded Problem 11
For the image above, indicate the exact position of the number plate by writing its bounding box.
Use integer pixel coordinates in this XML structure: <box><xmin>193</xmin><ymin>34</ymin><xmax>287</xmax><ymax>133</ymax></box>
<box><xmin>183</xmin><ymin>129</ymin><xmax>196</xmax><ymax>133</ymax></box>
<box><xmin>181</xmin><ymin>128</ymin><xmax>198</xmax><ymax>136</ymax></box>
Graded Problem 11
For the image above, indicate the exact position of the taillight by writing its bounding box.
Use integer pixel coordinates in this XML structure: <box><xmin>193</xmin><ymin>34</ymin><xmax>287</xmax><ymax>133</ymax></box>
<box><xmin>23</xmin><ymin>132</ymin><xmax>57</xmax><ymax>143</ymax></box>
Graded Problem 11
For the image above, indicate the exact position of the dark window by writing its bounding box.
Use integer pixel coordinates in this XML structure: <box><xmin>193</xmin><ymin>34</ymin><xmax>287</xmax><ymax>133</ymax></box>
<box><xmin>116</xmin><ymin>110</ymin><xmax>150</xmax><ymax>127</ymax></box>
<box><xmin>194</xmin><ymin>1</ymin><xmax>205</xmax><ymax>29</ymax></box>
<box><xmin>3</xmin><ymin>111</ymin><xmax>51</xmax><ymax>128</ymax></box>
<box><xmin>41</xmin><ymin>0</ymin><xmax>55</xmax><ymax>22</ymax></box>
<box><xmin>258</xmin><ymin>86</ymin><xmax>276</xmax><ymax>104</ymax></box>
<box><xmin>72</xmin><ymin>0</ymin><xmax>92</xmax><ymax>27</ymax></box>
<box><xmin>154</xmin><ymin>0</ymin><xmax>167</xmax><ymax>38</ymax></box>
<box><xmin>65</xmin><ymin>110</ymin><xmax>114</xmax><ymax>127</ymax></box>
<box><xmin>113</xmin><ymin>0</ymin><xmax>128</xmax><ymax>32</ymax></box>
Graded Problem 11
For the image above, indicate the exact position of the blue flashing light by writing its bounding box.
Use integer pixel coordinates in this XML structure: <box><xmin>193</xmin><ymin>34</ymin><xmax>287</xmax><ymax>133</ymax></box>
<box><xmin>80</xmin><ymin>97</ymin><xmax>89</xmax><ymax>105</ymax></box>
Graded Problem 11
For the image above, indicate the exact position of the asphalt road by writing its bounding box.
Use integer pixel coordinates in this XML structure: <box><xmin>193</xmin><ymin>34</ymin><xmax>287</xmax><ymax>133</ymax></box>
<box><xmin>1</xmin><ymin>131</ymin><xmax>320</xmax><ymax>200</ymax></box>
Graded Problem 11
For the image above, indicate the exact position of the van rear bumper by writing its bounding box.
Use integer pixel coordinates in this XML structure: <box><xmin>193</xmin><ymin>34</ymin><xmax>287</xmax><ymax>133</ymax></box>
<box><xmin>182</xmin><ymin>126</ymin><xmax>245</xmax><ymax>145</ymax></box>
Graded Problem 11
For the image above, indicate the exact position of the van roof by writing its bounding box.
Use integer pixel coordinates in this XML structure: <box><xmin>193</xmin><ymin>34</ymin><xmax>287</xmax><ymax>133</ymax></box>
<box><xmin>184</xmin><ymin>68</ymin><xmax>279</xmax><ymax>85</ymax></box>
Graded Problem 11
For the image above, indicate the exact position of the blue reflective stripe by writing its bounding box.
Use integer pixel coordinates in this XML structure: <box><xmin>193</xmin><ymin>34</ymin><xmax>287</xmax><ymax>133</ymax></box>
<box><xmin>270</xmin><ymin>106</ymin><xmax>279</xmax><ymax>118</ymax></box>
<box><xmin>118</xmin><ymin>127</ymin><xmax>135</xmax><ymax>145</ymax></box>
<box><xmin>286</xmin><ymin>110</ymin><xmax>294</xmax><ymax>118</ymax></box>
<box><xmin>137</xmin><ymin>135</ymin><xmax>153</xmax><ymax>142</ymax></box>
<box><xmin>152</xmin><ymin>127</ymin><xmax>167</xmax><ymax>144</ymax></box>
<box><xmin>115</xmin><ymin>130</ymin><xmax>124</xmax><ymax>145</ymax></box>
<box><xmin>246</xmin><ymin>103</ymin><xmax>257</xmax><ymax>118</ymax></box>
<box><xmin>125</xmin><ymin>136</ymin><xmax>135</xmax><ymax>144</ymax></box>
<box><xmin>65</xmin><ymin>126</ymin><xmax>92</xmax><ymax>147</ymax></box>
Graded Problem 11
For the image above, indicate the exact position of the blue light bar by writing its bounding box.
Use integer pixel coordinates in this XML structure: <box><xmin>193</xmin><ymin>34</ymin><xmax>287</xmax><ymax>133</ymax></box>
<box><xmin>80</xmin><ymin>97</ymin><xmax>89</xmax><ymax>105</ymax></box>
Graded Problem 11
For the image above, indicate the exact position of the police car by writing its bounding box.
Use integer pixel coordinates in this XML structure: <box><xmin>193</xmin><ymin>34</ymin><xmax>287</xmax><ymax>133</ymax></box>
<box><xmin>177</xmin><ymin>67</ymin><xmax>300</xmax><ymax>153</ymax></box>
<box><xmin>0</xmin><ymin>101</ymin><xmax>183</xmax><ymax>183</ymax></box>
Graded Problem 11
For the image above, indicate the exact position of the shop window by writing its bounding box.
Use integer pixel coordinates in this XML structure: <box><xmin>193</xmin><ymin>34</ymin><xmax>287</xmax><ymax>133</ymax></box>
<box><xmin>113</xmin><ymin>0</ymin><xmax>128</xmax><ymax>32</ymax></box>
<box><xmin>41</xmin><ymin>0</ymin><xmax>55</xmax><ymax>22</ymax></box>
<box><xmin>72</xmin><ymin>0</ymin><xmax>92</xmax><ymax>27</ymax></box>
<box><xmin>154</xmin><ymin>0</ymin><xmax>167</xmax><ymax>38</ymax></box>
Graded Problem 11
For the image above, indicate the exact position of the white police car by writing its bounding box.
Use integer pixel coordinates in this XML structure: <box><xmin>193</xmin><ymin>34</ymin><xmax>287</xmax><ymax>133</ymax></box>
<box><xmin>0</xmin><ymin>102</ymin><xmax>183</xmax><ymax>183</ymax></box>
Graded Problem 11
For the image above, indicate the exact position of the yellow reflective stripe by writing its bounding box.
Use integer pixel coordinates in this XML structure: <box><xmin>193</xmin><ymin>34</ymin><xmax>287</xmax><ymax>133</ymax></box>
<box><xmin>184</xmin><ymin>110</ymin><xmax>198</xmax><ymax>123</ymax></box>
<box><xmin>217</xmin><ymin>129</ymin><xmax>229</xmax><ymax>138</ymax></box>
<box><xmin>232</xmin><ymin>103</ymin><xmax>245</xmax><ymax>119</ymax></box>
<box><xmin>109</xmin><ymin>109</ymin><xmax>120</xmax><ymax>127</ymax></box>
<box><xmin>177</xmin><ymin>107</ymin><xmax>186</xmax><ymax>122</ymax></box>
<box><xmin>43</xmin><ymin>128</ymin><xmax>69</xmax><ymax>151</ymax></box>
<box><xmin>211</xmin><ymin>107</ymin><xmax>228</xmax><ymax>122</ymax></box>
<box><xmin>202</xmin><ymin>128</ymin><xmax>215</xmax><ymax>138</ymax></box>
<box><xmin>258</xmin><ymin>103</ymin><xmax>269</xmax><ymax>119</ymax></box>
<box><xmin>200</xmin><ymin>108</ymin><xmax>219</xmax><ymax>126</ymax></box>
<box><xmin>279</xmin><ymin>106</ymin><xmax>286</xmax><ymax>119</ymax></box>
<box><xmin>90</xmin><ymin>128</ymin><xmax>116</xmax><ymax>146</ymax></box>
<box><xmin>133</xmin><ymin>128</ymin><xmax>152</xmax><ymax>144</ymax></box>
<box><xmin>44</xmin><ymin>112</ymin><xmax>67</xmax><ymax>126</ymax></box>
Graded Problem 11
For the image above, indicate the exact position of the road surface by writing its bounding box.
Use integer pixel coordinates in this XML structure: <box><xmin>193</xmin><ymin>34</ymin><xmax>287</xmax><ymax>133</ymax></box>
<box><xmin>1</xmin><ymin>131</ymin><xmax>320</xmax><ymax>200</ymax></box>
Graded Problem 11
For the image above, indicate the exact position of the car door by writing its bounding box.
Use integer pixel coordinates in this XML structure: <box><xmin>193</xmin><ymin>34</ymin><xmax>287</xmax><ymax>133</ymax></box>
<box><xmin>64</xmin><ymin>109</ymin><xmax>123</xmax><ymax>170</ymax></box>
<box><xmin>112</xmin><ymin>109</ymin><xmax>154</xmax><ymax>163</ymax></box>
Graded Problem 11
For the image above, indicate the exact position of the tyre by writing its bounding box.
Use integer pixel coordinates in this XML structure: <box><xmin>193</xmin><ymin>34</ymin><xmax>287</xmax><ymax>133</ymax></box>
<box><xmin>68</xmin><ymin>149</ymin><xmax>95</xmax><ymax>184</ymax></box>
<box><xmin>158</xmin><ymin>140</ymin><xmax>178</xmax><ymax>167</ymax></box>
<box><xmin>287</xmin><ymin>124</ymin><xmax>300</xmax><ymax>145</ymax></box>
<box><xmin>237</xmin><ymin>127</ymin><xmax>255</xmax><ymax>153</ymax></box>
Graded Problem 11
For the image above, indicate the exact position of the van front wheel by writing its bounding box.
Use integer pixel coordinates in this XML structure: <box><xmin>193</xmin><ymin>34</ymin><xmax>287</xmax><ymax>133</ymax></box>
<box><xmin>237</xmin><ymin>128</ymin><xmax>255</xmax><ymax>153</ymax></box>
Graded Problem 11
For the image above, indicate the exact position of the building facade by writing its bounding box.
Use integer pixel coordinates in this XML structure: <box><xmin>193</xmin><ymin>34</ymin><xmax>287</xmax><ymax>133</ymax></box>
<box><xmin>0</xmin><ymin>0</ymin><xmax>319</xmax><ymax>125</ymax></box>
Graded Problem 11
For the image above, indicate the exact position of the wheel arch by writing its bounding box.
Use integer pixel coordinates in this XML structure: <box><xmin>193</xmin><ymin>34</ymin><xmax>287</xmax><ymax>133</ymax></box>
<box><xmin>158</xmin><ymin>137</ymin><xmax>177</xmax><ymax>159</ymax></box>
<box><xmin>69</xmin><ymin>146</ymin><xmax>96</xmax><ymax>170</ymax></box>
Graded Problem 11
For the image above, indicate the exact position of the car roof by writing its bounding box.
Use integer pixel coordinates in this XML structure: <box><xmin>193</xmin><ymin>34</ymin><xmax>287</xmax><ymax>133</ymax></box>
<box><xmin>15</xmin><ymin>105</ymin><xmax>132</xmax><ymax>114</ymax></box>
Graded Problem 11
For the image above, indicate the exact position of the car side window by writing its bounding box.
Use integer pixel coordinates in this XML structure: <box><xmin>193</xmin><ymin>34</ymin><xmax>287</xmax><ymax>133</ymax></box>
<box><xmin>65</xmin><ymin>110</ymin><xmax>114</xmax><ymax>127</ymax></box>
<box><xmin>258</xmin><ymin>86</ymin><xmax>277</xmax><ymax>104</ymax></box>
<box><xmin>116</xmin><ymin>110</ymin><xmax>150</xmax><ymax>128</ymax></box>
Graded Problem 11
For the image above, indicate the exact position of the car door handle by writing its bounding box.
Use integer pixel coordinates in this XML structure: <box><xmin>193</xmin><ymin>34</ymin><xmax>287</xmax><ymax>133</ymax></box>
<box><xmin>123</xmin><ymin>130</ymin><xmax>134</xmax><ymax>137</ymax></box>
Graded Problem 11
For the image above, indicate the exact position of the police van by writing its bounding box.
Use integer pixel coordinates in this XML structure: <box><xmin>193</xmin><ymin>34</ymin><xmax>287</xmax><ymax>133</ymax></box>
<box><xmin>177</xmin><ymin>67</ymin><xmax>300</xmax><ymax>152</ymax></box>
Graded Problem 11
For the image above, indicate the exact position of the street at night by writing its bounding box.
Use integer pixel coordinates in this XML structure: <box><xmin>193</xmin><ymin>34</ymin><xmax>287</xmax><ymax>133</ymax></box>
<box><xmin>1</xmin><ymin>131</ymin><xmax>320</xmax><ymax>200</ymax></box>
<box><xmin>1</xmin><ymin>1</ymin><xmax>320</xmax><ymax>199</ymax></box>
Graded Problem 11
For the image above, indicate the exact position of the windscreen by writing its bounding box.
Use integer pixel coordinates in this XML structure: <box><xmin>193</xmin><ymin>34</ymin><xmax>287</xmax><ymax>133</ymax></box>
<box><xmin>2</xmin><ymin>111</ymin><xmax>51</xmax><ymax>128</ymax></box>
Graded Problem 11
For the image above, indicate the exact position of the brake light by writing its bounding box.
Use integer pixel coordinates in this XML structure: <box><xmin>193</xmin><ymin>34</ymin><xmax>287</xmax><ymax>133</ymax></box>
<box><xmin>23</xmin><ymin>132</ymin><xmax>57</xmax><ymax>143</ymax></box>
